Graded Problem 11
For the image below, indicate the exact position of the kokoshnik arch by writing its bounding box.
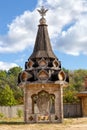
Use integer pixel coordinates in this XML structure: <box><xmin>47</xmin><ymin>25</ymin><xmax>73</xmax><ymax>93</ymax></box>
<box><xmin>18</xmin><ymin>6</ymin><xmax>69</xmax><ymax>123</ymax></box>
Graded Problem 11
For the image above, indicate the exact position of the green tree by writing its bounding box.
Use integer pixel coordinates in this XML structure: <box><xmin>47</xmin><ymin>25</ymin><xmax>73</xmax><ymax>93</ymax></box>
<box><xmin>0</xmin><ymin>84</ymin><xmax>17</xmax><ymax>106</ymax></box>
<box><xmin>7</xmin><ymin>67</ymin><xmax>22</xmax><ymax>89</ymax></box>
<box><xmin>63</xmin><ymin>69</ymin><xmax>87</xmax><ymax>103</ymax></box>
<box><xmin>0</xmin><ymin>67</ymin><xmax>23</xmax><ymax>105</ymax></box>
<box><xmin>0</xmin><ymin>70</ymin><xmax>7</xmax><ymax>79</ymax></box>
<box><xmin>63</xmin><ymin>85</ymin><xmax>79</xmax><ymax>103</ymax></box>
<box><xmin>6</xmin><ymin>67</ymin><xmax>23</xmax><ymax>104</ymax></box>
<box><xmin>72</xmin><ymin>69</ymin><xmax>87</xmax><ymax>91</ymax></box>
<box><xmin>8</xmin><ymin>67</ymin><xmax>22</xmax><ymax>76</ymax></box>
<box><xmin>0</xmin><ymin>70</ymin><xmax>7</xmax><ymax>87</ymax></box>
<box><xmin>13</xmin><ymin>87</ymin><xmax>24</xmax><ymax>104</ymax></box>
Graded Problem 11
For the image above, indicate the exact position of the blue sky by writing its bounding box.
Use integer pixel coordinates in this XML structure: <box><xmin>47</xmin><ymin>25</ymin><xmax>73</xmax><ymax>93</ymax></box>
<box><xmin>0</xmin><ymin>0</ymin><xmax>87</xmax><ymax>70</ymax></box>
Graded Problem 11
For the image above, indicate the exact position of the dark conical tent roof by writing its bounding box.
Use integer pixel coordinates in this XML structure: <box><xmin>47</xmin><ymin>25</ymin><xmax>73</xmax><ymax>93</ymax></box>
<box><xmin>18</xmin><ymin>7</ymin><xmax>69</xmax><ymax>85</ymax></box>
<box><xmin>30</xmin><ymin>7</ymin><xmax>57</xmax><ymax>59</ymax></box>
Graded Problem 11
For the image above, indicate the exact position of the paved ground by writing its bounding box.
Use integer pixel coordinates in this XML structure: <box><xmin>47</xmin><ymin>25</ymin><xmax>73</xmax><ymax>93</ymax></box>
<box><xmin>0</xmin><ymin>118</ymin><xmax>87</xmax><ymax>130</ymax></box>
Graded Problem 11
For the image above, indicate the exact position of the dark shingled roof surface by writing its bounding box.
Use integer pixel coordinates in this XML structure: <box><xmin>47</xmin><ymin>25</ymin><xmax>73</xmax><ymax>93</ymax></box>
<box><xmin>30</xmin><ymin>23</ymin><xmax>57</xmax><ymax>59</ymax></box>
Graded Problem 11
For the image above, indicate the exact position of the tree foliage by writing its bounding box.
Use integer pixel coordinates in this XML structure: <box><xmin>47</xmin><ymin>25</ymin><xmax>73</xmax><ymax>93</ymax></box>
<box><xmin>0</xmin><ymin>84</ymin><xmax>17</xmax><ymax>106</ymax></box>
<box><xmin>0</xmin><ymin>67</ymin><xmax>23</xmax><ymax>106</ymax></box>
<box><xmin>63</xmin><ymin>69</ymin><xmax>87</xmax><ymax>103</ymax></box>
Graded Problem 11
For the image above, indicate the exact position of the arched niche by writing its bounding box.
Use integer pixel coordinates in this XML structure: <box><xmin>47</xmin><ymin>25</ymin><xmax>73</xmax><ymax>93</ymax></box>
<box><xmin>31</xmin><ymin>90</ymin><xmax>55</xmax><ymax>114</ymax></box>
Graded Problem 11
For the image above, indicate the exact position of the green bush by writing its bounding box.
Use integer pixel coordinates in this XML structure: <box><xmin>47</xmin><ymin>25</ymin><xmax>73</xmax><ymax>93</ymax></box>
<box><xmin>0</xmin><ymin>112</ymin><xmax>4</xmax><ymax>119</ymax></box>
<box><xmin>17</xmin><ymin>109</ymin><xmax>23</xmax><ymax>118</ymax></box>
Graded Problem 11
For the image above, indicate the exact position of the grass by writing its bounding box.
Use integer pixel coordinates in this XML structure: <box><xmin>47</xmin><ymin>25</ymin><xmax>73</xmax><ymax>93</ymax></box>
<box><xmin>0</xmin><ymin>117</ymin><xmax>24</xmax><ymax>124</ymax></box>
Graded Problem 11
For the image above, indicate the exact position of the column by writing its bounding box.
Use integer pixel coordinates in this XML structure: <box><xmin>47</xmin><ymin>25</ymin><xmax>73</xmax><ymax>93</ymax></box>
<box><xmin>59</xmin><ymin>85</ymin><xmax>63</xmax><ymax>122</ymax></box>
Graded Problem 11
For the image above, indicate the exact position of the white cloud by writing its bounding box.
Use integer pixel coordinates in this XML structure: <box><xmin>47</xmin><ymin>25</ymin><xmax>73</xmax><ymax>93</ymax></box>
<box><xmin>0</xmin><ymin>0</ymin><xmax>87</xmax><ymax>56</ymax></box>
<box><xmin>0</xmin><ymin>61</ymin><xmax>18</xmax><ymax>71</ymax></box>
<box><xmin>56</xmin><ymin>15</ymin><xmax>87</xmax><ymax>55</ymax></box>
<box><xmin>41</xmin><ymin>0</ymin><xmax>87</xmax><ymax>56</ymax></box>
<box><xmin>0</xmin><ymin>10</ymin><xmax>39</xmax><ymax>53</ymax></box>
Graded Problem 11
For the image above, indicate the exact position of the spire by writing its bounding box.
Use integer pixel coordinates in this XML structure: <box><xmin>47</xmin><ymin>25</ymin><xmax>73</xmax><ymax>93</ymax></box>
<box><xmin>30</xmin><ymin>6</ymin><xmax>57</xmax><ymax>59</ymax></box>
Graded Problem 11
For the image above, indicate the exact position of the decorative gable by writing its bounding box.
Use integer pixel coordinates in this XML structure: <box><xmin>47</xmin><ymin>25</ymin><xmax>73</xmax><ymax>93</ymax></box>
<box><xmin>20</xmin><ymin>71</ymin><xmax>33</xmax><ymax>81</ymax></box>
<box><xmin>58</xmin><ymin>70</ymin><xmax>66</xmax><ymax>81</ymax></box>
<box><xmin>38</xmin><ymin>58</ymin><xmax>47</xmax><ymax>67</ymax></box>
<box><xmin>53</xmin><ymin>59</ymin><xmax>59</xmax><ymax>67</ymax></box>
<box><xmin>37</xmin><ymin>70</ymin><xmax>49</xmax><ymax>80</ymax></box>
<box><xmin>27</xmin><ymin>60</ymin><xmax>34</xmax><ymax>68</ymax></box>
<box><xmin>21</xmin><ymin>71</ymin><xmax>28</xmax><ymax>81</ymax></box>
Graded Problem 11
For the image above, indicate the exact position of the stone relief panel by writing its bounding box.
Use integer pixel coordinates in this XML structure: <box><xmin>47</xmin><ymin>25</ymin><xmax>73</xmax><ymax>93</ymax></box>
<box><xmin>36</xmin><ymin>91</ymin><xmax>49</xmax><ymax>114</ymax></box>
<box><xmin>32</xmin><ymin>90</ymin><xmax>55</xmax><ymax>115</ymax></box>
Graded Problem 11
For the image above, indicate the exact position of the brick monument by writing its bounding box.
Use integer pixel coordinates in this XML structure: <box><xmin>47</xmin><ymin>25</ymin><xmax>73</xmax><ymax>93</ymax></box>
<box><xmin>18</xmin><ymin>7</ymin><xmax>68</xmax><ymax>123</ymax></box>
